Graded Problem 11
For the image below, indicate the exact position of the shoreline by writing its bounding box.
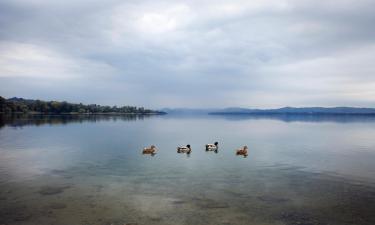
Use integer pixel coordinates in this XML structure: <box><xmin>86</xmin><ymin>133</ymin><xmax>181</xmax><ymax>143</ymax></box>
<box><xmin>0</xmin><ymin>112</ymin><xmax>167</xmax><ymax>115</ymax></box>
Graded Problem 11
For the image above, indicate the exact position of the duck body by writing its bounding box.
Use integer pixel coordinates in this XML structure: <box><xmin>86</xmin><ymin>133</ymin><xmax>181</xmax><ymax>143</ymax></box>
<box><xmin>236</xmin><ymin>146</ymin><xmax>248</xmax><ymax>157</ymax></box>
<box><xmin>143</xmin><ymin>145</ymin><xmax>157</xmax><ymax>155</ymax></box>
<box><xmin>177</xmin><ymin>144</ymin><xmax>191</xmax><ymax>154</ymax></box>
<box><xmin>206</xmin><ymin>142</ymin><xmax>219</xmax><ymax>151</ymax></box>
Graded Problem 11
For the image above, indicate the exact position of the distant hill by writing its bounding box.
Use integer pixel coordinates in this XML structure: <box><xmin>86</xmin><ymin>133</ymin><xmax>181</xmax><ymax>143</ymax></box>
<box><xmin>210</xmin><ymin>107</ymin><xmax>375</xmax><ymax>115</ymax></box>
<box><xmin>161</xmin><ymin>108</ymin><xmax>220</xmax><ymax>115</ymax></box>
<box><xmin>0</xmin><ymin>96</ymin><xmax>166</xmax><ymax>115</ymax></box>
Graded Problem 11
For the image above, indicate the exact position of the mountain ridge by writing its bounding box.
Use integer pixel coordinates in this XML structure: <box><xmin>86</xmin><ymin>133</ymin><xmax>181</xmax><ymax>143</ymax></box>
<box><xmin>162</xmin><ymin>107</ymin><xmax>375</xmax><ymax>115</ymax></box>
<box><xmin>210</xmin><ymin>106</ymin><xmax>375</xmax><ymax>115</ymax></box>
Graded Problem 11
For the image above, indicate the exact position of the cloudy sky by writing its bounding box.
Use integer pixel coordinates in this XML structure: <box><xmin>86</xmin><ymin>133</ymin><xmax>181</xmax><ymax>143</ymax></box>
<box><xmin>0</xmin><ymin>0</ymin><xmax>374</xmax><ymax>108</ymax></box>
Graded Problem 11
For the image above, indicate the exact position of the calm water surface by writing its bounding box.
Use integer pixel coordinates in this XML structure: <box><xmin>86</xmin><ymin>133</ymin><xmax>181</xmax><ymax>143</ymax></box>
<box><xmin>0</xmin><ymin>114</ymin><xmax>375</xmax><ymax>225</ymax></box>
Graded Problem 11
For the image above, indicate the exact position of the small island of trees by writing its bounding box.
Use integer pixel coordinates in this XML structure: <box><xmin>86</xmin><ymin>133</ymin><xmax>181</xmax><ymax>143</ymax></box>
<box><xmin>0</xmin><ymin>96</ymin><xmax>165</xmax><ymax>115</ymax></box>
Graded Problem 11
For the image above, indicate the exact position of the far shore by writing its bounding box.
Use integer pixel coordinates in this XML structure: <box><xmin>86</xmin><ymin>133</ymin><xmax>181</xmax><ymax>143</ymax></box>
<box><xmin>209</xmin><ymin>112</ymin><xmax>375</xmax><ymax>116</ymax></box>
<box><xmin>0</xmin><ymin>112</ymin><xmax>167</xmax><ymax>115</ymax></box>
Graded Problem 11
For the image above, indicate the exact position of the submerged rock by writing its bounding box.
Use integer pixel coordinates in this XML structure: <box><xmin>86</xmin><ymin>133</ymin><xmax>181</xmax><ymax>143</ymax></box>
<box><xmin>279</xmin><ymin>211</ymin><xmax>326</xmax><ymax>225</ymax></box>
<box><xmin>192</xmin><ymin>198</ymin><xmax>230</xmax><ymax>209</ymax></box>
<box><xmin>202</xmin><ymin>202</ymin><xmax>230</xmax><ymax>209</ymax></box>
<box><xmin>0</xmin><ymin>205</ymin><xmax>32</xmax><ymax>222</ymax></box>
<box><xmin>14</xmin><ymin>213</ymin><xmax>32</xmax><ymax>221</ymax></box>
<box><xmin>38</xmin><ymin>185</ymin><xmax>70</xmax><ymax>195</ymax></box>
<box><xmin>150</xmin><ymin>217</ymin><xmax>162</xmax><ymax>222</ymax></box>
<box><xmin>101</xmin><ymin>218</ymin><xmax>132</xmax><ymax>225</ymax></box>
<box><xmin>50</xmin><ymin>169</ymin><xmax>73</xmax><ymax>179</ymax></box>
<box><xmin>172</xmin><ymin>200</ymin><xmax>187</xmax><ymax>205</ymax></box>
<box><xmin>257</xmin><ymin>195</ymin><xmax>290</xmax><ymax>203</ymax></box>
<box><xmin>48</xmin><ymin>202</ymin><xmax>67</xmax><ymax>209</ymax></box>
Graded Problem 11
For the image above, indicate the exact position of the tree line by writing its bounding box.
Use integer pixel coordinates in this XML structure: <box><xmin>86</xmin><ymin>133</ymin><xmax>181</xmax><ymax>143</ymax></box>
<box><xmin>0</xmin><ymin>96</ymin><xmax>164</xmax><ymax>114</ymax></box>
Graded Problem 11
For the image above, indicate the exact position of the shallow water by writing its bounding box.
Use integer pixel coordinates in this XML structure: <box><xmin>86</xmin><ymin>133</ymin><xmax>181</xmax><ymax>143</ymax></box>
<box><xmin>1</xmin><ymin>114</ymin><xmax>375</xmax><ymax>225</ymax></box>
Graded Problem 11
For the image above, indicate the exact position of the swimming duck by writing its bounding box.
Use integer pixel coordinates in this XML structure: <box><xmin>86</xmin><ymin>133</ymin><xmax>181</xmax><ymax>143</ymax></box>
<box><xmin>236</xmin><ymin>146</ymin><xmax>248</xmax><ymax>157</ymax></box>
<box><xmin>143</xmin><ymin>145</ymin><xmax>157</xmax><ymax>155</ymax></box>
<box><xmin>177</xmin><ymin>144</ymin><xmax>191</xmax><ymax>154</ymax></box>
<box><xmin>205</xmin><ymin>142</ymin><xmax>219</xmax><ymax>151</ymax></box>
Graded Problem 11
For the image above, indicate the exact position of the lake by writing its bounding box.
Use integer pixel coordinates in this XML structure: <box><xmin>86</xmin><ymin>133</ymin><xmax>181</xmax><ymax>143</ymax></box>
<box><xmin>1</xmin><ymin>114</ymin><xmax>375</xmax><ymax>225</ymax></box>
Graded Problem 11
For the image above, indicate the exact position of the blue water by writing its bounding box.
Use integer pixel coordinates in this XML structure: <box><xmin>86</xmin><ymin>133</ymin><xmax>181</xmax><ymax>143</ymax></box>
<box><xmin>0</xmin><ymin>114</ymin><xmax>375</xmax><ymax>225</ymax></box>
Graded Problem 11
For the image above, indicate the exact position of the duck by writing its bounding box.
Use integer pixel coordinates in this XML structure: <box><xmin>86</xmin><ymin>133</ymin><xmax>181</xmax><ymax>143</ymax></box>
<box><xmin>205</xmin><ymin>142</ymin><xmax>219</xmax><ymax>151</ymax></box>
<box><xmin>142</xmin><ymin>145</ymin><xmax>157</xmax><ymax>155</ymax></box>
<box><xmin>236</xmin><ymin>146</ymin><xmax>248</xmax><ymax>157</ymax></box>
<box><xmin>177</xmin><ymin>144</ymin><xmax>191</xmax><ymax>154</ymax></box>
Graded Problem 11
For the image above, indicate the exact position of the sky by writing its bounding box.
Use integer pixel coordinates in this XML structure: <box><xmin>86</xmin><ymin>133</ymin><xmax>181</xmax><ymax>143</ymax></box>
<box><xmin>0</xmin><ymin>0</ymin><xmax>375</xmax><ymax>109</ymax></box>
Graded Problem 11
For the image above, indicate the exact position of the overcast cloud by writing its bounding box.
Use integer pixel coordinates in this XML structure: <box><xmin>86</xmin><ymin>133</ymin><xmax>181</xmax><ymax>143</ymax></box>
<box><xmin>0</xmin><ymin>0</ymin><xmax>374</xmax><ymax>108</ymax></box>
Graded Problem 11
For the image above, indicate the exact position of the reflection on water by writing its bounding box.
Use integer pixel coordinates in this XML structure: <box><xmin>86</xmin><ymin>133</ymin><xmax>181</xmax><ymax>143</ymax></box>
<box><xmin>0</xmin><ymin>114</ymin><xmax>157</xmax><ymax>129</ymax></box>
<box><xmin>3</xmin><ymin>113</ymin><xmax>375</xmax><ymax>129</ymax></box>
<box><xmin>1</xmin><ymin>114</ymin><xmax>375</xmax><ymax>225</ymax></box>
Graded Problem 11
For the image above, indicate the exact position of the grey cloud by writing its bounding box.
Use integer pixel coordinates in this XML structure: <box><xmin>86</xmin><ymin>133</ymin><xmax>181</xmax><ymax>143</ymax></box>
<box><xmin>0</xmin><ymin>0</ymin><xmax>374</xmax><ymax>108</ymax></box>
